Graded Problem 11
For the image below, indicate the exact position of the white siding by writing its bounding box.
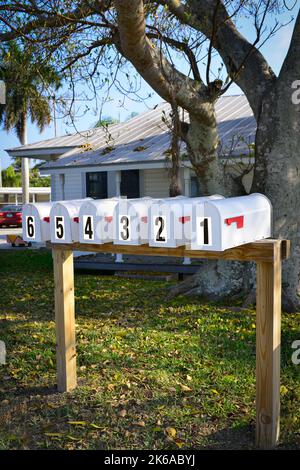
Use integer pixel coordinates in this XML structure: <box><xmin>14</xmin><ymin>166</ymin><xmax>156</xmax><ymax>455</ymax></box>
<box><xmin>51</xmin><ymin>174</ymin><xmax>64</xmax><ymax>201</ymax></box>
<box><xmin>64</xmin><ymin>173</ymin><xmax>83</xmax><ymax>200</ymax></box>
<box><xmin>143</xmin><ymin>168</ymin><xmax>170</xmax><ymax>198</ymax></box>
<box><xmin>50</xmin><ymin>172</ymin><xmax>83</xmax><ymax>201</ymax></box>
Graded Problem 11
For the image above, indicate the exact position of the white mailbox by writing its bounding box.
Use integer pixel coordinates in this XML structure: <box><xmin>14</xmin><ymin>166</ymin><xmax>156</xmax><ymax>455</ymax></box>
<box><xmin>50</xmin><ymin>199</ymin><xmax>90</xmax><ymax>244</ymax></box>
<box><xmin>114</xmin><ymin>197</ymin><xmax>153</xmax><ymax>245</ymax></box>
<box><xmin>149</xmin><ymin>195</ymin><xmax>224</xmax><ymax>248</ymax></box>
<box><xmin>79</xmin><ymin>198</ymin><xmax>119</xmax><ymax>244</ymax></box>
<box><xmin>22</xmin><ymin>201</ymin><xmax>54</xmax><ymax>242</ymax></box>
<box><xmin>191</xmin><ymin>193</ymin><xmax>272</xmax><ymax>251</ymax></box>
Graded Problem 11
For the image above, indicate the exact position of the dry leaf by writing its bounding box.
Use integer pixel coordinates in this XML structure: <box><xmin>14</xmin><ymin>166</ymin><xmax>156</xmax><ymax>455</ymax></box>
<box><xmin>135</xmin><ymin>420</ymin><xmax>145</xmax><ymax>427</ymax></box>
<box><xmin>180</xmin><ymin>384</ymin><xmax>192</xmax><ymax>392</ymax></box>
<box><xmin>165</xmin><ymin>427</ymin><xmax>177</xmax><ymax>438</ymax></box>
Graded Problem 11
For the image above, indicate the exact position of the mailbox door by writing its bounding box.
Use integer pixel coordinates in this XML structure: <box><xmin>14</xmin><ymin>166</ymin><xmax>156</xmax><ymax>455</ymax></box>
<box><xmin>115</xmin><ymin>212</ymin><xmax>140</xmax><ymax>245</ymax></box>
<box><xmin>23</xmin><ymin>203</ymin><xmax>52</xmax><ymax>242</ymax></box>
<box><xmin>149</xmin><ymin>203</ymin><xmax>173</xmax><ymax>247</ymax></box>
<box><xmin>50</xmin><ymin>205</ymin><xmax>72</xmax><ymax>243</ymax></box>
<box><xmin>114</xmin><ymin>200</ymin><xmax>138</xmax><ymax>245</ymax></box>
<box><xmin>23</xmin><ymin>207</ymin><xmax>41</xmax><ymax>242</ymax></box>
<box><xmin>79</xmin><ymin>202</ymin><xmax>96</xmax><ymax>244</ymax></box>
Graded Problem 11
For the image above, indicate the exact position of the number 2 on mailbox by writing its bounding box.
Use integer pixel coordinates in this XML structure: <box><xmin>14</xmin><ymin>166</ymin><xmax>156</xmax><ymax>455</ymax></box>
<box><xmin>154</xmin><ymin>215</ymin><xmax>167</xmax><ymax>243</ymax></box>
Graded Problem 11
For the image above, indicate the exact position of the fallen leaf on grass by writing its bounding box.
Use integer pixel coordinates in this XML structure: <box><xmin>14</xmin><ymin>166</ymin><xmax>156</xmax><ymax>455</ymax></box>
<box><xmin>89</xmin><ymin>423</ymin><xmax>103</xmax><ymax>429</ymax></box>
<box><xmin>68</xmin><ymin>421</ymin><xmax>87</xmax><ymax>426</ymax></box>
<box><xmin>179</xmin><ymin>384</ymin><xmax>192</xmax><ymax>392</ymax></box>
<box><xmin>174</xmin><ymin>438</ymin><xmax>185</xmax><ymax>448</ymax></box>
<box><xmin>134</xmin><ymin>420</ymin><xmax>145</xmax><ymax>427</ymax></box>
<box><xmin>165</xmin><ymin>427</ymin><xmax>176</xmax><ymax>438</ymax></box>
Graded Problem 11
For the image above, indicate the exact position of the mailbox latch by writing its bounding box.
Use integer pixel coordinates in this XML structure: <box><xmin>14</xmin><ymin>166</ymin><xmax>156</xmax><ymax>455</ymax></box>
<box><xmin>225</xmin><ymin>215</ymin><xmax>244</xmax><ymax>229</ymax></box>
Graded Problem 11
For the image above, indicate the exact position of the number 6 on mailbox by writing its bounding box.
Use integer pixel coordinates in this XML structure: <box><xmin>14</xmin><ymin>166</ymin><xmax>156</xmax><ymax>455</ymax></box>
<box><xmin>26</xmin><ymin>215</ymin><xmax>35</xmax><ymax>239</ymax></box>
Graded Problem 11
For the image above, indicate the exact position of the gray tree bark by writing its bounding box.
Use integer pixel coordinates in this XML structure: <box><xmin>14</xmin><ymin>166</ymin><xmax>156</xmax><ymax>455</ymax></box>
<box><xmin>253</xmin><ymin>34</ymin><xmax>300</xmax><ymax>310</ymax></box>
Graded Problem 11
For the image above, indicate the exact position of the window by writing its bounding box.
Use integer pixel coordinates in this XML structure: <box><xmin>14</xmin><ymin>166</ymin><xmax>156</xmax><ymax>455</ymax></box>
<box><xmin>86</xmin><ymin>172</ymin><xmax>108</xmax><ymax>199</ymax></box>
<box><xmin>120</xmin><ymin>170</ymin><xmax>140</xmax><ymax>198</ymax></box>
<box><xmin>191</xmin><ymin>176</ymin><xmax>201</xmax><ymax>197</ymax></box>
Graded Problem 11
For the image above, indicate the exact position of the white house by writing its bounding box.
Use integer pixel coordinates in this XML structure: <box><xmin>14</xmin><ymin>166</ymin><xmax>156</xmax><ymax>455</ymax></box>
<box><xmin>6</xmin><ymin>95</ymin><xmax>256</xmax><ymax>201</ymax></box>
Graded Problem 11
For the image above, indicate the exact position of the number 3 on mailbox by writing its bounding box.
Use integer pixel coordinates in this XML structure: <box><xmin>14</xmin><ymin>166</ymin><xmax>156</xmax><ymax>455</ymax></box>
<box><xmin>119</xmin><ymin>215</ymin><xmax>130</xmax><ymax>241</ymax></box>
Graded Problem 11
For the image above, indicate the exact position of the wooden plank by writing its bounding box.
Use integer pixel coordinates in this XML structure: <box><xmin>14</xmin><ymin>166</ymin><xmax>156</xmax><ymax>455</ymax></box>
<box><xmin>256</xmin><ymin>241</ymin><xmax>281</xmax><ymax>448</ymax></box>
<box><xmin>47</xmin><ymin>239</ymin><xmax>290</xmax><ymax>263</ymax></box>
<box><xmin>74</xmin><ymin>259</ymin><xmax>201</xmax><ymax>273</ymax></box>
<box><xmin>52</xmin><ymin>248</ymin><xmax>77</xmax><ymax>392</ymax></box>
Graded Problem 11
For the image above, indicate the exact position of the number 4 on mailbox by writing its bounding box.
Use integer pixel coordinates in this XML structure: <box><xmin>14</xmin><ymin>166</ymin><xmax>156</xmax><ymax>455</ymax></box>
<box><xmin>83</xmin><ymin>215</ymin><xmax>94</xmax><ymax>241</ymax></box>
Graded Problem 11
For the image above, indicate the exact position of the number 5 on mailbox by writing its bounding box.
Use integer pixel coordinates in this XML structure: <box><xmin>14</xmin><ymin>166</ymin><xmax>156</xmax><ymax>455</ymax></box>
<box><xmin>55</xmin><ymin>216</ymin><xmax>65</xmax><ymax>240</ymax></box>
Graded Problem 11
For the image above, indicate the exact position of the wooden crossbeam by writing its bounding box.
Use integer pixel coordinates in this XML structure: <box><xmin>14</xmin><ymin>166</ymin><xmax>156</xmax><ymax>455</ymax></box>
<box><xmin>48</xmin><ymin>238</ymin><xmax>290</xmax><ymax>263</ymax></box>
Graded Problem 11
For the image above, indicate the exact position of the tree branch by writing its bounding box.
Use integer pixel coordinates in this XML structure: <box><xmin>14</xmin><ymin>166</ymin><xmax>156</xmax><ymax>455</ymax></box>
<box><xmin>279</xmin><ymin>8</ymin><xmax>300</xmax><ymax>83</ymax></box>
<box><xmin>114</xmin><ymin>0</ymin><xmax>210</xmax><ymax>115</ymax></box>
<box><xmin>158</xmin><ymin>0</ymin><xmax>277</xmax><ymax>119</ymax></box>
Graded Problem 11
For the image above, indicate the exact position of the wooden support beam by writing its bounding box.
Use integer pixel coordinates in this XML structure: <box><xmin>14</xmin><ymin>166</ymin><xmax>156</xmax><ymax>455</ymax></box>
<box><xmin>52</xmin><ymin>248</ymin><xmax>77</xmax><ymax>392</ymax></box>
<box><xmin>47</xmin><ymin>239</ymin><xmax>290</xmax><ymax>263</ymax></box>
<box><xmin>256</xmin><ymin>240</ymin><xmax>281</xmax><ymax>448</ymax></box>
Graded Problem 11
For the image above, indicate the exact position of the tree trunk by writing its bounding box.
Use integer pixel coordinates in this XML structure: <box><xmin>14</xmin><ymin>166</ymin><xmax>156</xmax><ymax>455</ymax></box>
<box><xmin>169</xmin><ymin>104</ymin><xmax>250</xmax><ymax>301</ymax></box>
<box><xmin>253</xmin><ymin>79</ymin><xmax>300</xmax><ymax>311</ymax></box>
<box><xmin>169</xmin><ymin>102</ymin><xmax>182</xmax><ymax>197</ymax></box>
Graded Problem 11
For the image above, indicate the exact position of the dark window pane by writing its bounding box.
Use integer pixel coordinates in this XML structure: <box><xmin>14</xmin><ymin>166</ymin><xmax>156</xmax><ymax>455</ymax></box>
<box><xmin>120</xmin><ymin>170</ymin><xmax>140</xmax><ymax>198</ymax></box>
<box><xmin>86</xmin><ymin>172</ymin><xmax>108</xmax><ymax>199</ymax></box>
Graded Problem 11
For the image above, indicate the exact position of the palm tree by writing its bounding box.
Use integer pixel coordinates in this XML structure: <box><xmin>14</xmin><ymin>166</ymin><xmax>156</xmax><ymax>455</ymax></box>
<box><xmin>0</xmin><ymin>42</ymin><xmax>61</xmax><ymax>203</ymax></box>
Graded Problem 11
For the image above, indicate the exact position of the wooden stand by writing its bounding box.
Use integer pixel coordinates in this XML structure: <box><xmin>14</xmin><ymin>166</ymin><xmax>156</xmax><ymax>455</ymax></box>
<box><xmin>49</xmin><ymin>239</ymin><xmax>290</xmax><ymax>449</ymax></box>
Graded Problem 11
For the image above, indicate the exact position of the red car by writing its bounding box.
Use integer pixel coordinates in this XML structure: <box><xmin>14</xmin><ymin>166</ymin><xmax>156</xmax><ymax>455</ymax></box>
<box><xmin>0</xmin><ymin>205</ymin><xmax>23</xmax><ymax>227</ymax></box>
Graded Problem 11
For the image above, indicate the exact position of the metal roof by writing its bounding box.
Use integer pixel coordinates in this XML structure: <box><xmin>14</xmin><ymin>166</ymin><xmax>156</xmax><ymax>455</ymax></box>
<box><xmin>7</xmin><ymin>95</ymin><xmax>256</xmax><ymax>170</ymax></box>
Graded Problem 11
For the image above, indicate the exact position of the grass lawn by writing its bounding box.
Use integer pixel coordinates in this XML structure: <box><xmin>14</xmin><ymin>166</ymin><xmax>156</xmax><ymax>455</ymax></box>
<box><xmin>0</xmin><ymin>249</ymin><xmax>299</xmax><ymax>450</ymax></box>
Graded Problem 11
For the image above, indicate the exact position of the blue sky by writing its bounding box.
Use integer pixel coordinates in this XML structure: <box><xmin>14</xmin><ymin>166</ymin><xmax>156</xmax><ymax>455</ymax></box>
<box><xmin>0</xmin><ymin>7</ymin><xmax>297</xmax><ymax>171</ymax></box>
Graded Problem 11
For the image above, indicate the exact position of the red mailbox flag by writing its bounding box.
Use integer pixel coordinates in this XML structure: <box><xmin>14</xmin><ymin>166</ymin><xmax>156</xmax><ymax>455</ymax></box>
<box><xmin>225</xmin><ymin>215</ymin><xmax>244</xmax><ymax>229</ymax></box>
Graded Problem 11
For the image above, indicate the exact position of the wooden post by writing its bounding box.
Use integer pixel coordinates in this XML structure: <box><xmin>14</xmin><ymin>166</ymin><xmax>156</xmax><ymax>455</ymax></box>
<box><xmin>52</xmin><ymin>247</ymin><xmax>77</xmax><ymax>392</ymax></box>
<box><xmin>256</xmin><ymin>241</ymin><xmax>281</xmax><ymax>448</ymax></box>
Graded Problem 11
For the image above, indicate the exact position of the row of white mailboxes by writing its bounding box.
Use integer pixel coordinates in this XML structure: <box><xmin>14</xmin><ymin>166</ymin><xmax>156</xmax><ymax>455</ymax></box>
<box><xmin>22</xmin><ymin>194</ymin><xmax>272</xmax><ymax>251</ymax></box>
